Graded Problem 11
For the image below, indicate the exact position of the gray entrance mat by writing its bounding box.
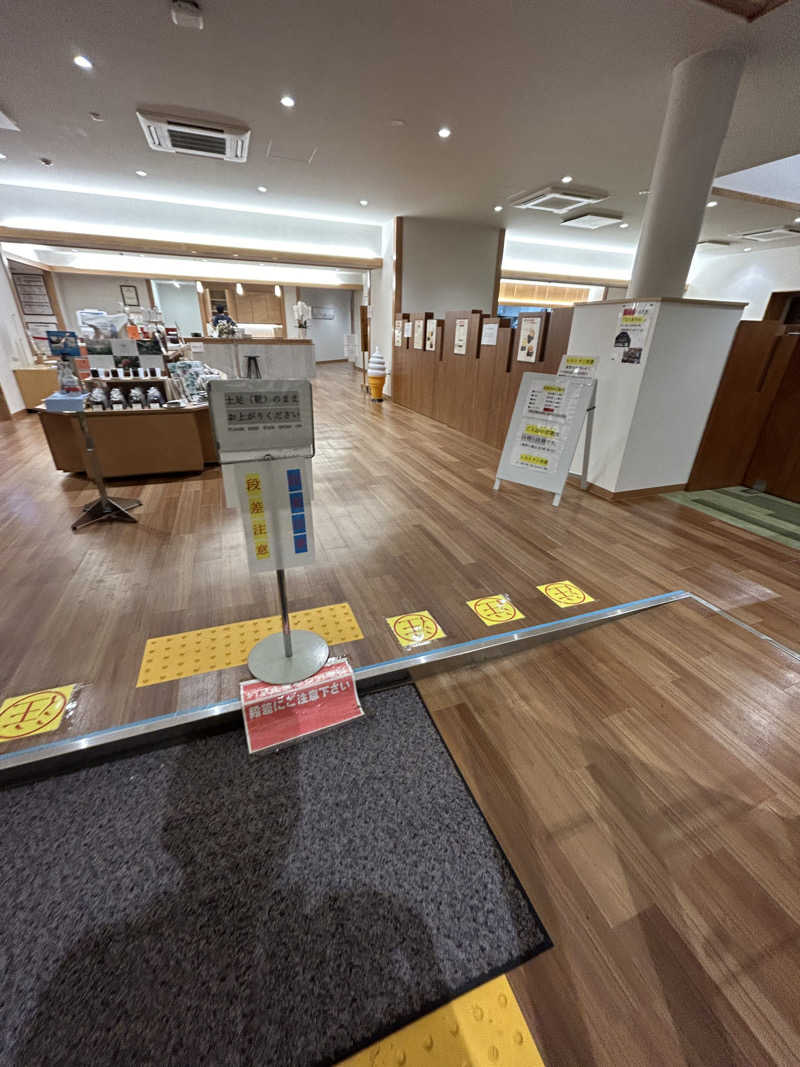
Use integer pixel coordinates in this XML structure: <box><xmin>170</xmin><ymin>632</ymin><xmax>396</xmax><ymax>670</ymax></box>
<box><xmin>0</xmin><ymin>684</ymin><xmax>550</xmax><ymax>1066</ymax></box>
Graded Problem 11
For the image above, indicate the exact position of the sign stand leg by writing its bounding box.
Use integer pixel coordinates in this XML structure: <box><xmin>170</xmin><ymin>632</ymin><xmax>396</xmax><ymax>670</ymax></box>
<box><xmin>581</xmin><ymin>405</ymin><xmax>595</xmax><ymax>491</ymax></box>
<box><xmin>72</xmin><ymin>411</ymin><xmax>142</xmax><ymax>531</ymax></box>
<box><xmin>248</xmin><ymin>568</ymin><xmax>329</xmax><ymax>684</ymax></box>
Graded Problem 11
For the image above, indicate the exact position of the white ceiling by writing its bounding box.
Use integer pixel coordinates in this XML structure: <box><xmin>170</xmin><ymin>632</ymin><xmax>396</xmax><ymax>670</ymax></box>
<box><xmin>1</xmin><ymin>0</ymin><xmax>800</xmax><ymax>269</ymax></box>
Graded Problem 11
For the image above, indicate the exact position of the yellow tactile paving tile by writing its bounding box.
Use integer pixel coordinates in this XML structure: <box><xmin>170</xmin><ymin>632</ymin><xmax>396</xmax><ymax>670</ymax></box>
<box><xmin>337</xmin><ymin>974</ymin><xmax>545</xmax><ymax>1067</ymax></box>
<box><xmin>136</xmin><ymin>602</ymin><xmax>363</xmax><ymax>687</ymax></box>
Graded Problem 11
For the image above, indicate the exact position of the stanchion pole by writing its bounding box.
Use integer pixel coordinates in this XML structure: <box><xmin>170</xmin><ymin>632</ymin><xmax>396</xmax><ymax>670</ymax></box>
<box><xmin>71</xmin><ymin>410</ymin><xmax>142</xmax><ymax>531</ymax></box>
<box><xmin>276</xmin><ymin>568</ymin><xmax>293</xmax><ymax>658</ymax></box>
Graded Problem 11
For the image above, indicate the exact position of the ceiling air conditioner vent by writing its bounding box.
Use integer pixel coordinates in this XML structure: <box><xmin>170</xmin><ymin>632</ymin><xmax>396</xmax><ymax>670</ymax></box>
<box><xmin>137</xmin><ymin>110</ymin><xmax>250</xmax><ymax>162</ymax></box>
<box><xmin>510</xmin><ymin>184</ymin><xmax>608</xmax><ymax>214</ymax></box>
<box><xmin>736</xmin><ymin>226</ymin><xmax>800</xmax><ymax>243</ymax></box>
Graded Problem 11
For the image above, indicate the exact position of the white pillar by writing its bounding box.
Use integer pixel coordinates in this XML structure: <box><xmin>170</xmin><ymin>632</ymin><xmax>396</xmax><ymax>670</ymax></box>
<box><xmin>628</xmin><ymin>49</ymin><xmax>744</xmax><ymax>299</ymax></box>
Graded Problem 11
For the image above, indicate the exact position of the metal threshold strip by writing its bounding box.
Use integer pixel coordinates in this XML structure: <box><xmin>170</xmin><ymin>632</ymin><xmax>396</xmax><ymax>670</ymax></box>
<box><xmin>0</xmin><ymin>591</ymin><xmax>692</xmax><ymax>779</ymax></box>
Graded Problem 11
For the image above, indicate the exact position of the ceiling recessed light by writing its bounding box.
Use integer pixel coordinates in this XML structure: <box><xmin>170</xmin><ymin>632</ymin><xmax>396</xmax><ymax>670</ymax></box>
<box><xmin>493</xmin><ymin>205</ymin><xmax>503</xmax><ymax>212</ymax></box>
<box><xmin>437</xmin><ymin>126</ymin><xmax>451</xmax><ymax>139</ymax></box>
<box><xmin>390</xmin><ymin>119</ymin><xmax>406</xmax><ymax>127</ymax></box>
<box><xmin>135</xmin><ymin>169</ymin><xmax>147</xmax><ymax>177</ymax></box>
<box><xmin>619</xmin><ymin>222</ymin><xmax>630</xmax><ymax>228</ymax></box>
<box><xmin>39</xmin><ymin>157</ymin><xmax>53</xmax><ymax>166</ymax></box>
<box><xmin>743</xmin><ymin>247</ymin><xmax>752</xmax><ymax>252</ymax></box>
<box><xmin>638</xmin><ymin>189</ymin><xmax>649</xmax><ymax>196</ymax></box>
<box><xmin>89</xmin><ymin>111</ymin><xmax>104</xmax><ymax>122</ymax></box>
<box><xmin>359</xmin><ymin>199</ymin><xmax>368</xmax><ymax>206</ymax></box>
<box><xmin>73</xmin><ymin>54</ymin><xmax>93</xmax><ymax>70</ymax></box>
<box><xmin>280</xmin><ymin>94</ymin><xmax>295</xmax><ymax>108</ymax></box>
<box><xmin>191</xmin><ymin>250</ymin><xmax>198</xmax><ymax>254</ymax></box>
<box><xmin>257</xmin><ymin>185</ymin><xmax>267</xmax><ymax>193</ymax></box>
<box><xmin>233</xmin><ymin>253</ymin><xmax>239</xmax><ymax>257</ymax></box>
<box><xmin>707</xmin><ymin>200</ymin><xmax>718</xmax><ymax>207</ymax></box>
<box><xmin>561</xmin><ymin>175</ymin><xmax>573</xmax><ymax>184</ymax></box>
<box><xmin>235</xmin><ymin>282</ymin><xmax>244</xmax><ymax>296</ymax></box>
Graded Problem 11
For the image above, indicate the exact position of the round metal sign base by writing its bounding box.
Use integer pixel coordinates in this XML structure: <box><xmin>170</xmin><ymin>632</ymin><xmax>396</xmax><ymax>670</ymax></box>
<box><xmin>247</xmin><ymin>630</ymin><xmax>329</xmax><ymax>685</ymax></box>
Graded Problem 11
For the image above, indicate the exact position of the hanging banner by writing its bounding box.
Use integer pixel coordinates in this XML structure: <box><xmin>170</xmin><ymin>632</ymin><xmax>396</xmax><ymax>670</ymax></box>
<box><xmin>241</xmin><ymin>659</ymin><xmax>363</xmax><ymax>754</ymax></box>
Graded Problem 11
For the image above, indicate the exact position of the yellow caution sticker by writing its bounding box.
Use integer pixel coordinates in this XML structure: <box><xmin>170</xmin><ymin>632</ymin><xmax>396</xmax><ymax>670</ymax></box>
<box><xmin>386</xmin><ymin>610</ymin><xmax>445</xmax><ymax>649</ymax></box>
<box><xmin>467</xmin><ymin>594</ymin><xmax>525</xmax><ymax>627</ymax></box>
<box><xmin>337</xmin><ymin>974</ymin><xmax>545</xmax><ymax>1066</ymax></box>
<box><xmin>537</xmin><ymin>580</ymin><xmax>595</xmax><ymax>608</ymax></box>
<box><xmin>0</xmin><ymin>685</ymin><xmax>74</xmax><ymax>742</ymax></box>
<box><xmin>136</xmin><ymin>603</ymin><xmax>363</xmax><ymax>687</ymax></box>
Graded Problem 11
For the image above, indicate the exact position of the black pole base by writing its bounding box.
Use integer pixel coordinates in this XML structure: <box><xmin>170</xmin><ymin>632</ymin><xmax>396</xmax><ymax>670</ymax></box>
<box><xmin>72</xmin><ymin>496</ymin><xmax>142</xmax><ymax>531</ymax></box>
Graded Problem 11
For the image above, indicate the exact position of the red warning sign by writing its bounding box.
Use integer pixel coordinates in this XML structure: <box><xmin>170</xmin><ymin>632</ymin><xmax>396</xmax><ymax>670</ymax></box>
<box><xmin>240</xmin><ymin>659</ymin><xmax>363</xmax><ymax>754</ymax></box>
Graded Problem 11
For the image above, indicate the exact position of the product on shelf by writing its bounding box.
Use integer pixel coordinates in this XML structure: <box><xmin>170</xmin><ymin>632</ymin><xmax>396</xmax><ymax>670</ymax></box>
<box><xmin>128</xmin><ymin>386</ymin><xmax>147</xmax><ymax>410</ymax></box>
<box><xmin>147</xmin><ymin>386</ymin><xmax>165</xmax><ymax>409</ymax></box>
<box><xmin>109</xmin><ymin>387</ymin><xmax>127</xmax><ymax>411</ymax></box>
<box><xmin>88</xmin><ymin>384</ymin><xmax>109</xmax><ymax>410</ymax></box>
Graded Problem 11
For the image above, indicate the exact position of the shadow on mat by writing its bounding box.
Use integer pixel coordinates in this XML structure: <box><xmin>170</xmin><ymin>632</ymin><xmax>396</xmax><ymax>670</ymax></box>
<box><xmin>16</xmin><ymin>734</ymin><xmax>466</xmax><ymax>1067</ymax></box>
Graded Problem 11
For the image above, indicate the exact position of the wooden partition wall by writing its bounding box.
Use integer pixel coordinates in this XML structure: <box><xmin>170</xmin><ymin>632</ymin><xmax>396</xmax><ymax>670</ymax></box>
<box><xmin>391</xmin><ymin>306</ymin><xmax>573</xmax><ymax>448</ymax></box>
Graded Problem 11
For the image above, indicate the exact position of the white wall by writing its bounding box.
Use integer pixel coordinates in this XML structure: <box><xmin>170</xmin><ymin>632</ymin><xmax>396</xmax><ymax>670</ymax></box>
<box><xmin>369</xmin><ymin>221</ymin><xmax>395</xmax><ymax>394</ymax></box>
<box><xmin>0</xmin><ymin>260</ymin><xmax>33</xmax><ymax>413</ymax></box>
<box><xmin>687</xmin><ymin>244</ymin><xmax>800</xmax><ymax>319</ymax></box>
<box><xmin>503</xmin><ymin>236</ymin><xmax>634</xmax><ymax>287</ymax></box>
<box><xmin>53</xmin><ymin>273</ymin><xmax>152</xmax><ymax>328</ymax></box>
<box><xmin>401</xmin><ymin>217</ymin><xmax>500</xmax><ymax>316</ymax></box>
<box><xmin>152</xmin><ymin>280</ymin><xmax>203</xmax><ymax>335</ymax></box>
<box><xmin>296</xmin><ymin>286</ymin><xmax>352</xmax><ymax>362</ymax></box>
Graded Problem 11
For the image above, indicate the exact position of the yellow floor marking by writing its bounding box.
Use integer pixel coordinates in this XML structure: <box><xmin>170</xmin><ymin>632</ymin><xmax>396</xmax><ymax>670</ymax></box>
<box><xmin>337</xmin><ymin>974</ymin><xmax>545</xmax><ymax>1066</ymax></box>
<box><xmin>0</xmin><ymin>685</ymin><xmax>75</xmax><ymax>742</ymax></box>
<box><xmin>467</xmin><ymin>594</ymin><xmax>525</xmax><ymax>627</ymax></box>
<box><xmin>386</xmin><ymin>610</ymin><xmax>446</xmax><ymax>649</ymax></box>
<box><xmin>536</xmin><ymin>580</ymin><xmax>594</xmax><ymax>608</ymax></box>
<box><xmin>136</xmin><ymin>603</ymin><xmax>363</xmax><ymax>687</ymax></box>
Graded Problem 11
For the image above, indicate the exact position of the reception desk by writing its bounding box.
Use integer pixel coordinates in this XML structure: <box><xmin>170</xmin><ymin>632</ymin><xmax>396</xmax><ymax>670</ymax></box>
<box><xmin>37</xmin><ymin>404</ymin><xmax>217</xmax><ymax>478</ymax></box>
<box><xmin>190</xmin><ymin>338</ymin><xmax>315</xmax><ymax>380</ymax></box>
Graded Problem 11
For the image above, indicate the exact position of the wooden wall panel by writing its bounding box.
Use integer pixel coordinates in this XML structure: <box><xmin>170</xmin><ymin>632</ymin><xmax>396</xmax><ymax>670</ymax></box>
<box><xmin>744</xmin><ymin>336</ymin><xmax>800</xmax><ymax>502</ymax></box>
<box><xmin>437</xmin><ymin>310</ymin><xmax>482</xmax><ymax>431</ymax></box>
<box><xmin>687</xmin><ymin>321</ymin><xmax>792</xmax><ymax>491</ymax></box>
<box><xmin>391</xmin><ymin>313</ymin><xmax>411</xmax><ymax>408</ymax></box>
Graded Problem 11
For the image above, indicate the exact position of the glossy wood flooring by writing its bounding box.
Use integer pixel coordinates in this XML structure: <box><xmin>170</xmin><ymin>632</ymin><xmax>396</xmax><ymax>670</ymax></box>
<box><xmin>0</xmin><ymin>361</ymin><xmax>798</xmax><ymax>756</ymax></box>
<box><xmin>2</xmin><ymin>364</ymin><xmax>799</xmax><ymax>1063</ymax></box>
<box><xmin>419</xmin><ymin>598</ymin><xmax>800</xmax><ymax>1066</ymax></box>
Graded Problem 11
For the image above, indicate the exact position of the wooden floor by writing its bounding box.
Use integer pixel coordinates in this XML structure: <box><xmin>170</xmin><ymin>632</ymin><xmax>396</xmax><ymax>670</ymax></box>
<box><xmin>1</xmin><ymin>361</ymin><xmax>797</xmax><ymax>757</ymax></box>
<box><xmin>419</xmin><ymin>599</ymin><xmax>800</xmax><ymax>1066</ymax></box>
<box><xmin>2</xmin><ymin>363</ymin><xmax>799</xmax><ymax>1061</ymax></box>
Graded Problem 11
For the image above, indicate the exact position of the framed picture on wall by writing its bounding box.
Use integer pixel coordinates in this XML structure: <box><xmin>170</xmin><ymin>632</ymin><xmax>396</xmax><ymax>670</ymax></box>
<box><xmin>515</xmin><ymin>312</ymin><xmax>546</xmax><ymax>362</ymax></box>
<box><xmin>425</xmin><ymin>318</ymin><xmax>437</xmax><ymax>351</ymax></box>
<box><xmin>120</xmin><ymin>284</ymin><xmax>140</xmax><ymax>307</ymax></box>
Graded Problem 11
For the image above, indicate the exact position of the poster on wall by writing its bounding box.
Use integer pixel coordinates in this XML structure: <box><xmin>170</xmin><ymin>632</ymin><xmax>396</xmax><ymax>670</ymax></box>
<box><xmin>557</xmin><ymin>355</ymin><xmax>597</xmax><ymax>378</ymax></box>
<box><xmin>481</xmin><ymin>322</ymin><xmax>499</xmax><ymax>347</ymax></box>
<box><xmin>12</xmin><ymin>274</ymin><xmax>53</xmax><ymax>316</ymax></box>
<box><xmin>394</xmin><ymin>318</ymin><xmax>403</xmax><ymax>347</ymax></box>
<box><xmin>413</xmin><ymin>318</ymin><xmax>425</xmax><ymax>350</ymax></box>
<box><xmin>515</xmin><ymin>314</ymin><xmax>544</xmax><ymax>362</ymax></box>
<box><xmin>425</xmin><ymin>319</ymin><xmax>437</xmax><ymax>351</ymax></box>
<box><xmin>612</xmin><ymin>301</ymin><xmax>657</xmax><ymax>367</ymax></box>
<box><xmin>453</xmin><ymin>317</ymin><xmax>469</xmax><ymax>355</ymax></box>
<box><xmin>403</xmin><ymin>320</ymin><xmax>413</xmax><ymax>338</ymax></box>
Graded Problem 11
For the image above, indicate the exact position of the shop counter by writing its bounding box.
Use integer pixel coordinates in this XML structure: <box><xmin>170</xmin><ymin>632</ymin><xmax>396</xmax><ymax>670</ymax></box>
<box><xmin>36</xmin><ymin>404</ymin><xmax>218</xmax><ymax>478</ymax></box>
<box><xmin>186</xmin><ymin>338</ymin><xmax>315</xmax><ymax>379</ymax></box>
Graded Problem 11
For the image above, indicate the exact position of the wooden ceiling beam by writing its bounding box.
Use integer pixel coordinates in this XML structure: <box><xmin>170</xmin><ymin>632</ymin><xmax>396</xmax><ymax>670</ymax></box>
<box><xmin>0</xmin><ymin>227</ymin><xmax>382</xmax><ymax>271</ymax></box>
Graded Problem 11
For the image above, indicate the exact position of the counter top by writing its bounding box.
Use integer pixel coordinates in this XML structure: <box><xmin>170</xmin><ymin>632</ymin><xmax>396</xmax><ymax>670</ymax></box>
<box><xmin>190</xmin><ymin>337</ymin><xmax>312</xmax><ymax>345</ymax></box>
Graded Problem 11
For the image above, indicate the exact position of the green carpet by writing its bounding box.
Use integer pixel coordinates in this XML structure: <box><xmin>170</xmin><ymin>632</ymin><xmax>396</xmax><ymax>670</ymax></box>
<box><xmin>665</xmin><ymin>486</ymin><xmax>800</xmax><ymax>549</ymax></box>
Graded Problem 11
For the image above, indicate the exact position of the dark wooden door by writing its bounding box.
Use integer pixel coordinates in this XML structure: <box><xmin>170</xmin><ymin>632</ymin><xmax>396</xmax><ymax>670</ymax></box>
<box><xmin>744</xmin><ymin>333</ymin><xmax>800</xmax><ymax>502</ymax></box>
<box><xmin>687</xmin><ymin>321</ymin><xmax>793</xmax><ymax>490</ymax></box>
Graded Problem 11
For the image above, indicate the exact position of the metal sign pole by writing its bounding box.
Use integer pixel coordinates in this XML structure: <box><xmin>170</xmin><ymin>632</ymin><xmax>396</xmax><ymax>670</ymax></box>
<box><xmin>247</xmin><ymin>567</ymin><xmax>328</xmax><ymax>684</ymax></box>
<box><xmin>72</xmin><ymin>410</ymin><xmax>142</xmax><ymax>531</ymax></box>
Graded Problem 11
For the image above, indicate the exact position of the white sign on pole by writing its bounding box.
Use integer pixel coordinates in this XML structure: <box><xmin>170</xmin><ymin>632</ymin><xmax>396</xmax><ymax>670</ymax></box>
<box><xmin>234</xmin><ymin>459</ymin><xmax>315</xmax><ymax>573</ymax></box>
<box><xmin>207</xmin><ymin>379</ymin><xmax>314</xmax><ymax>461</ymax></box>
<box><xmin>494</xmin><ymin>372</ymin><xmax>596</xmax><ymax>507</ymax></box>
